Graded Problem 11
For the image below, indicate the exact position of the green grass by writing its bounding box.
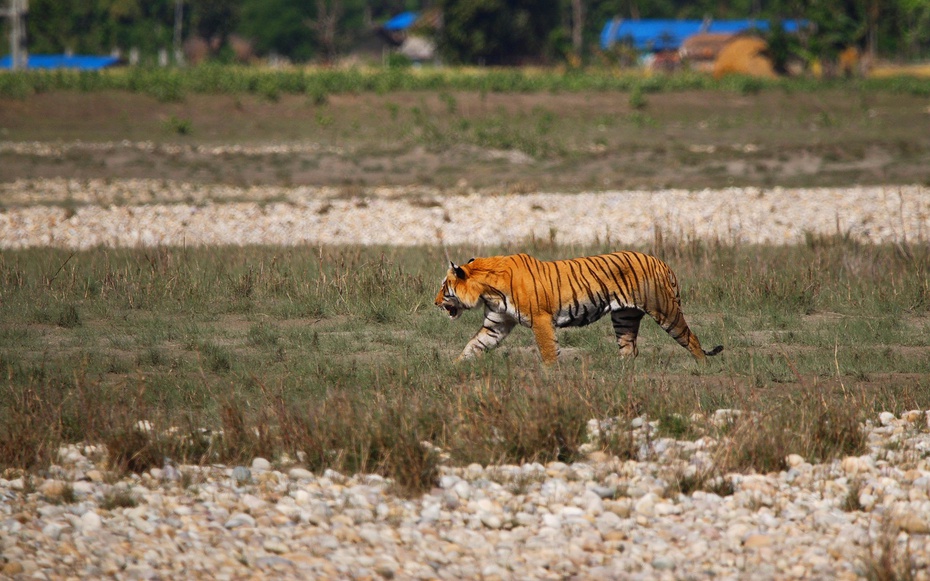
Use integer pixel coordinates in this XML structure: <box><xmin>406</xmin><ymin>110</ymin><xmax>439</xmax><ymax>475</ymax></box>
<box><xmin>1</xmin><ymin>238</ymin><xmax>928</xmax><ymax>491</ymax></box>
<box><xmin>3</xmin><ymin>65</ymin><xmax>930</xmax><ymax>101</ymax></box>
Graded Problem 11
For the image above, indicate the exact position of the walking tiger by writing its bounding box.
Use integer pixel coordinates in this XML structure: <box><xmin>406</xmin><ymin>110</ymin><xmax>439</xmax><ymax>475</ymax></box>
<box><xmin>434</xmin><ymin>251</ymin><xmax>723</xmax><ymax>364</ymax></box>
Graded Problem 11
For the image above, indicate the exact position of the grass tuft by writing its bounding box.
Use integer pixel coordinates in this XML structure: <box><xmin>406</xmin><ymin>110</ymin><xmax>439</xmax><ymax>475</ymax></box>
<box><xmin>862</xmin><ymin>522</ymin><xmax>918</xmax><ymax>581</ymax></box>
<box><xmin>100</xmin><ymin>487</ymin><xmax>138</xmax><ymax>510</ymax></box>
<box><xmin>57</xmin><ymin>304</ymin><xmax>81</xmax><ymax>328</ymax></box>
<box><xmin>714</xmin><ymin>387</ymin><xmax>866</xmax><ymax>474</ymax></box>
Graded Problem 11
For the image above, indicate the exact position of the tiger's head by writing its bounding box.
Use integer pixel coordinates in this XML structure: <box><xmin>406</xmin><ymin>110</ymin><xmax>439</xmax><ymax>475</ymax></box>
<box><xmin>435</xmin><ymin>259</ymin><xmax>481</xmax><ymax>319</ymax></box>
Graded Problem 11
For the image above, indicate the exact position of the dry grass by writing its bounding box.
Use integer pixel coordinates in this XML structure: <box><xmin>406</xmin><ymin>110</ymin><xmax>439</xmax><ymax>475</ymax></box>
<box><xmin>1</xmin><ymin>238</ymin><xmax>929</xmax><ymax>492</ymax></box>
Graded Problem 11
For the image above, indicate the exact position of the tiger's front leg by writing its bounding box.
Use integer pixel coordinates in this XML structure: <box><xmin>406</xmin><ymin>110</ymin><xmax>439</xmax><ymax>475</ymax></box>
<box><xmin>457</xmin><ymin>310</ymin><xmax>517</xmax><ymax>361</ymax></box>
<box><xmin>531</xmin><ymin>315</ymin><xmax>559</xmax><ymax>364</ymax></box>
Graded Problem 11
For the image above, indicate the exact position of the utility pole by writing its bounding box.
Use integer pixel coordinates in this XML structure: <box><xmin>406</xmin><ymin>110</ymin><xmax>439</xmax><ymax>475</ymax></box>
<box><xmin>571</xmin><ymin>0</ymin><xmax>583</xmax><ymax>62</ymax></box>
<box><xmin>3</xmin><ymin>0</ymin><xmax>28</xmax><ymax>70</ymax></box>
<box><xmin>173</xmin><ymin>0</ymin><xmax>184</xmax><ymax>65</ymax></box>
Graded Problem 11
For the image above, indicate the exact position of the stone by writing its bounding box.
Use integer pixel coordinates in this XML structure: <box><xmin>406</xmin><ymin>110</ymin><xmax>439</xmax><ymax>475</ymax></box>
<box><xmin>634</xmin><ymin>493</ymin><xmax>658</xmax><ymax>517</ymax></box>
<box><xmin>263</xmin><ymin>540</ymin><xmax>290</xmax><ymax>554</ymax></box>
<box><xmin>902</xmin><ymin>410</ymin><xmax>922</xmax><ymax>423</ymax></box>
<box><xmin>224</xmin><ymin>512</ymin><xmax>256</xmax><ymax>529</ymax></box>
<box><xmin>420</xmin><ymin>504</ymin><xmax>440</xmax><ymax>523</ymax></box>
<box><xmin>879</xmin><ymin>412</ymin><xmax>896</xmax><ymax>426</ymax></box>
<box><xmin>162</xmin><ymin>463</ymin><xmax>180</xmax><ymax>481</ymax></box>
<box><xmin>744</xmin><ymin>534</ymin><xmax>773</xmax><ymax>548</ymax></box>
<box><xmin>42</xmin><ymin>523</ymin><xmax>65</xmax><ymax>540</ymax></box>
<box><xmin>652</xmin><ymin>556</ymin><xmax>676</xmax><ymax>571</ymax></box>
<box><xmin>39</xmin><ymin>480</ymin><xmax>68</xmax><ymax>499</ymax></box>
<box><xmin>591</xmin><ymin>485</ymin><xmax>617</xmax><ymax>499</ymax></box>
<box><xmin>713</xmin><ymin>409</ymin><xmax>742</xmax><ymax>427</ymax></box>
<box><xmin>79</xmin><ymin>511</ymin><xmax>102</xmax><ymax>533</ymax></box>
<box><xmin>858</xmin><ymin>493</ymin><xmax>876</xmax><ymax>511</ymax></box>
<box><xmin>479</xmin><ymin>513</ymin><xmax>503</xmax><ymax>529</ymax></box>
<box><xmin>231</xmin><ymin>466</ymin><xmax>252</xmax><ymax>484</ymax></box>
<box><xmin>2</xmin><ymin>562</ymin><xmax>24</xmax><ymax>576</ymax></box>
<box><xmin>72</xmin><ymin>481</ymin><xmax>94</xmax><ymax>497</ymax></box>
<box><xmin>288</xmin><ymin>468</ymin><xmax>314</xmax><ymax>481</ymax></box>
<box><xmin>241</xmin><ymin>494</ymin><xmax>266</xmax><ymax>511</ymax></box>
<box><xmin>841</xmin><ymin>456</ymin><xmax>860</xmax><ymax>475</ymax></box>
<box><xmin>252</xmin><ymin>457</ymin><xmax>272</xmax><ymax>472</ymax></box>
<box><xmin>450</xmin><ymin>480</ymin><xmax>472</xmax><ymax>500</ymax></box>
<box><xmin>896</xmin><ymin>514</ymin><xmax>930</xmax><ymax>535</ymax></box>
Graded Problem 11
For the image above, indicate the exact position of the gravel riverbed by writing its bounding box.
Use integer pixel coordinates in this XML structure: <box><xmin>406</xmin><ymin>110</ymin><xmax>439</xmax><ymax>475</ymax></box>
<box><xmin>1</xmin><ymin>179</ymin><xmax>928</xmax><ymax>249</ymax></box>
<box><xmin>2</xmin><ymin>411</ymin><xmax>930</xmax><ymax>580</ymax></box>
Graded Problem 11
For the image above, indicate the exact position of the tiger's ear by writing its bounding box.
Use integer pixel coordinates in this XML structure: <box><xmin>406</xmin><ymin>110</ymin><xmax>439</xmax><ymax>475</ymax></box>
<box><xmin>450</xmin><ymin>261</ymin><xmax>467</xmax><ymax>280</ymax></box>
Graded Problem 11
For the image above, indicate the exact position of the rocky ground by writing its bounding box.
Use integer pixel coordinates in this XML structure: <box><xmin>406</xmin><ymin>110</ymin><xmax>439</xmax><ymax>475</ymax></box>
<box><xmin>0</xmin><ymin>179</ymin><xmax>928</xmax><ymax>249</ymax></box>
<box><xmin>2</xmin><ymin>410</ymin><xmax>930</xmax><ymax>580</ymax></box>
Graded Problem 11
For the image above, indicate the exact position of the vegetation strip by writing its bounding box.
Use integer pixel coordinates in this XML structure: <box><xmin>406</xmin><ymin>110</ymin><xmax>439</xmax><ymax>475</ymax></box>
<box><xmin>3</xmin><ymin>66</ymin><xmax>930</xmax><ymax>102</ymax></box>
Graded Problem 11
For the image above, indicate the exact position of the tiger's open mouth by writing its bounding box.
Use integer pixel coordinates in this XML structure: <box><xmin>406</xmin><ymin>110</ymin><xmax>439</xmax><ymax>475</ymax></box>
<box><xmin>441</xmin><ymin>304</ymin><xmax>462</xmax><ymax>319</ymax></box>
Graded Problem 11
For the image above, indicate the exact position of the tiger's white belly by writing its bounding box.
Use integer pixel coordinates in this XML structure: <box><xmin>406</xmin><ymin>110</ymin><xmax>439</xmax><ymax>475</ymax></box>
<box><xmin>554</xmin><ymin>296</ymin><xmax>633</xmax><ymax>328</ymax></box>
<box><xmin>494</xmin><ymin>296</ymin><xmax>628</xmax><ymax>328</ymax></box>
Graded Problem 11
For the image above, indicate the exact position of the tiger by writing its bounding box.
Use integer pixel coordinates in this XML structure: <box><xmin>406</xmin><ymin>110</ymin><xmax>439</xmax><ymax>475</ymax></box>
<box><xmin>434</xmin><ymin>251</ymin><xmax>723</xmax><ymax>364</ymax></box>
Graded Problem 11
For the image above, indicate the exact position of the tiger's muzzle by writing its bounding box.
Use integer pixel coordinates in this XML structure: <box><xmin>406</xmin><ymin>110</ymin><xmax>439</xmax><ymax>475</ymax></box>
<box><xmin>436</xmin><ymin>296</ymin><xmax>464</xmax><ymax>319</ymax></box>
<box><xmin>440</xmin><ymin>303</ymin><xmax>462</xmax><ymax>319</ymax></box>
<box><xmin>435</xmin><ymin>284</ymin><xmax>465</xmax><ymax>319</ymax></box>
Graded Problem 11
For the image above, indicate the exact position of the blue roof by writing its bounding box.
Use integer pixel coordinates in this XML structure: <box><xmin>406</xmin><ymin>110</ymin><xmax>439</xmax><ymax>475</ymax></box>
<box><xmin>600</xmin><ymin>18</ymin><xmax>807</xmax><ymax>51</ymax></box>
<box><xmin>706</xmin><ymin>20</ymin><xmax>768</xmax><ymax>34</ymax></box>
<box><xmin>0</xmin><ymin>54</ymin><xmax>120</xmax><ymax>70</ymax></box>
<box><xmin>601</xmin><ymin>19</ymin><xmax>704</xmax><ymax>52</ymax></box>
<box><xmin>383</xmin><ymin>11</ymin><xmax>418</xmax><ymax>32</ymax></box>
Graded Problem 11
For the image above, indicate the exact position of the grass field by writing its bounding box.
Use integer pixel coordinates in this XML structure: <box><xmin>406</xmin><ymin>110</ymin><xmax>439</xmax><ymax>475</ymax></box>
<box><xmin>2</xmin><ymin>236</ymin><xmax>928</xmax><ymax>491</ymax></box>
<box><xmin>2</xmin><ymin>77</ymin><xmax>930</xmax><ymax>190</ymax></box>
<box><xmin>2</xmin><ymin>69</ymin><xmax>930</xmax><ymax>493</ymax></box>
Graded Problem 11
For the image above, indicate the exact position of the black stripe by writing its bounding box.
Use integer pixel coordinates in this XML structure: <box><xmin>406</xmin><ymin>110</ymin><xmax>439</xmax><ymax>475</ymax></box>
<box><xmin>518</xmin><ymin>254</ymin><xmax>544</xmax><ymax>316</ymax></box>
<box><xmin>580</xmin><ymin>257</ymin><xmax>610</xmax><ymax>305</ymax></box>
<box><xmin>548</xmin><ymin>261</ymin><xmax>562</xmax><ymax>313</ymax></box>
<box><xmin>604</xmin><ymin>253</ymin><xmax>635</xmax><ymax>305</ymax></box>
<box><xmin>614</xmin><ymin>253</ymin><xmax>641</xmax><ymax>306</ymax></box>
<box><xmin>591</xmin><ymin>255</ymin><xmax>620</xmax><ymax>302</ymax></box>
<box><xmin>568</xmin><ymin>259</ymin><xmax>591</xmax><ymax>317</ymax></box>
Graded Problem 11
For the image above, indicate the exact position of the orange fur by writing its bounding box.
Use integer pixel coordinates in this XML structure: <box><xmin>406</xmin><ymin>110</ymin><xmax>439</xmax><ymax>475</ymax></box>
<box><xmin>434</xmin><ymin>252</ymin><xmax>722</xmax><ymax>364</ymax></box>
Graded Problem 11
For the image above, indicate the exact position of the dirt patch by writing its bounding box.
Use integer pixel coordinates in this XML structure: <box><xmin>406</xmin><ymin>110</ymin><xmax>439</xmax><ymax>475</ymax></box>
<box><xmin>2</xmin><ymin>90</ymin><xmax>928</xmax><ymax>191</ymax></box>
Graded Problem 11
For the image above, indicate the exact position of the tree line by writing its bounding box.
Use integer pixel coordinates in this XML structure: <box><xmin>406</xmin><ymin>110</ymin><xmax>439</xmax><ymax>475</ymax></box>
<box><xmin>7</xmin><ymin>0</ymin><xmax>930</xmax><ymax>66</ymax></box>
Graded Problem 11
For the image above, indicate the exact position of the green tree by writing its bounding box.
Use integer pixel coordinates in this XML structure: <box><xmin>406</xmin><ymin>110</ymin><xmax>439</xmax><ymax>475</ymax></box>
<box><xmin>895</xmin><ymin>0</ymin><xmax>930</xmax><ymax>59</ymax></box>
<box><xmin>190</xmin><ymin>0</ymin><xmax>240</xmax><ymax>56</ymax></box>
<box><xmin>803</xmin><ymin>0</ymin><xmax>868</xmax><ymax>60</ymax></box>
<box><xmin>23</xmin><ymin>0</ymin><xmax>176</xmax><ymax>60</ymax></box>
<box><xmin>438</xmin><ymin>0</ymin><xmax>561</xmax><ymax>64</ymax></box>
<box><xmin>237</xmin><ymin>0</ymin><xmax>318</xmax><ymax>60</ymax></box>
<box><xmin>236</xmin><ymin>0</ymin><xmax>369</xmax><ymax>62</ymax></box>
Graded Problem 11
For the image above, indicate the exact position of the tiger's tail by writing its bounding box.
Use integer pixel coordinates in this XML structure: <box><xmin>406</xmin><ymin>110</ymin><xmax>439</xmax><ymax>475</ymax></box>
<box><xmin>704</xmin><ymin>345</ymin><xmax>724</xmax><ymax>357</ymax></box>
<box><xmin>650</xmin><ymin>260</ymin><xmax>722</xmax><ymax>362</ymax></box>
<box><xmin>682</xmin><ymin>330</ymin><xmax>723</xmax><ymax>362</ymax></box>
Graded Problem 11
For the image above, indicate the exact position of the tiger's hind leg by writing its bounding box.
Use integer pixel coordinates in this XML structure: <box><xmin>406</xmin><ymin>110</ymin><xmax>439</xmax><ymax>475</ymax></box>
<box><xmin>611</xmin><ymin>308</ymin><xmax>645</xmax><ymax>357</ymax></box>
